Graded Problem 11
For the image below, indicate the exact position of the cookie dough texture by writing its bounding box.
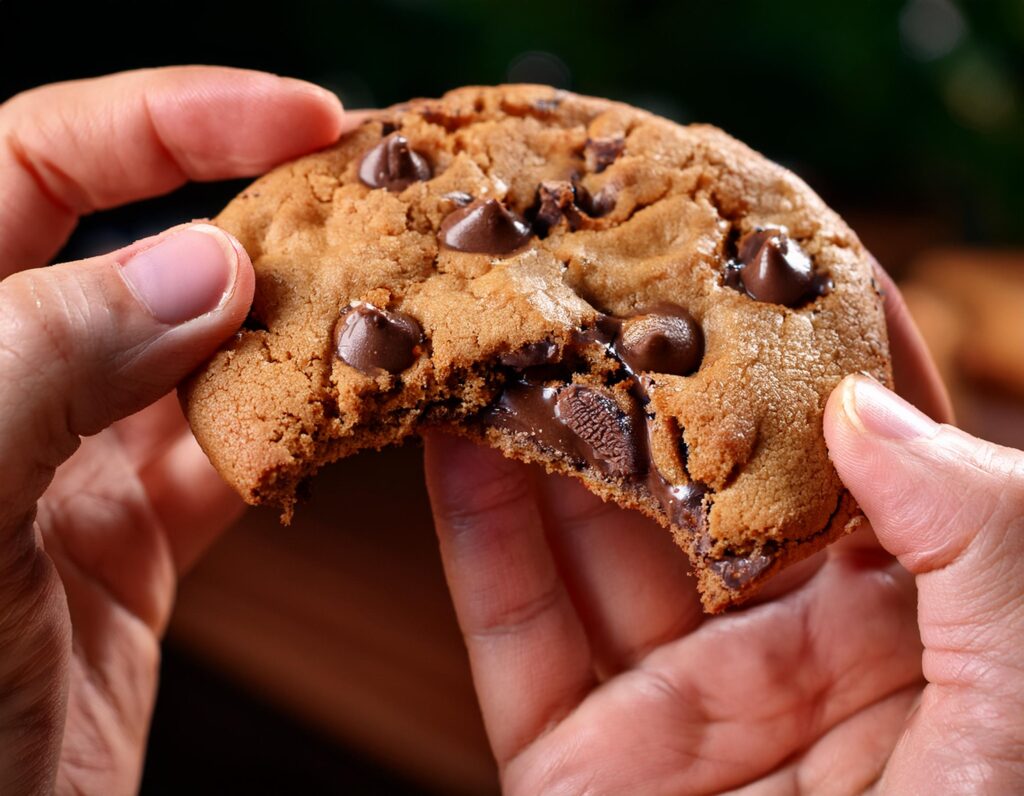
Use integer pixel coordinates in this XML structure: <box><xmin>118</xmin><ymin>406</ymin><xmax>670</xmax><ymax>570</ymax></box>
<box><xmin>182</xmin><ymin>85</ymin><xmax>890</xmax><ymax>612</ymax></box>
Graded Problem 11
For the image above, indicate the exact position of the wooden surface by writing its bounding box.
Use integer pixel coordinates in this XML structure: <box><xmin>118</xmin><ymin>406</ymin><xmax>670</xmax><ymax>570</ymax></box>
<box><xmin>902</xmin><ymin>249</ymin><xmax>1024</xmax><ymax>449</ymax></box>
<box><xmin>169</xmin><ymin>442</ymin><xmax>498</xmax><ymax>795</ymax></box>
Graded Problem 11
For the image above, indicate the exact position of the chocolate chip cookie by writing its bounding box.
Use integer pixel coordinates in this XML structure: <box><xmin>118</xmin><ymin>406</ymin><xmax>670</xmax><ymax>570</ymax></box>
<box><xmin>182</xmin><ymin>85</ymin><xmax>891</xmax><ymax>612</ymax></box>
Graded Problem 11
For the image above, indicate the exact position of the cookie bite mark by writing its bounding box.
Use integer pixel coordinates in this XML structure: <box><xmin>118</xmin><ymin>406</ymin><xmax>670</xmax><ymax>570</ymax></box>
<box><xmin>724</xmin><ymin>227</ymin><xmax>833</xmax><ymax>307</ymax></box>
<box><xmin>186</xmin><ymin>85</ymin><xmax>891</xmax><ymax>615</ymax></box>
<box><xmin>333</xmin><ymin>302</ymin><xmax>424</xmax><ymax>376</ymax></box>
<box><xmin>479</xmin><ymin>307</ymin><xmax>712</xmax><ymax>544</ymax></box>
<box><xmin>359</xmin><ymin>132</ymin><xmax>432</xmax><ymax>192</ymax></box>
<box><xmin>439</xmin><ymin>198</ymin><xmax>533</xmax><ymax>254</ymax></box>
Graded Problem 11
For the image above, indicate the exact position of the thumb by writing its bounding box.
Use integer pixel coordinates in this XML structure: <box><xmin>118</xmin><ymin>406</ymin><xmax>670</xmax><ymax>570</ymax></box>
<box><xmin>0</xmin><ymin>222</ymin><xmax>252</xmax><ymax>792</ymax></box>
<box><xmin>824</xmin><ymin>374</ymin><xmax>1024</xmax><ymax>680</ymax></box>
<box><xmin>0</xmin><ymin>223</ymin><xmax>253</xmax><ymax>528</ymax></box>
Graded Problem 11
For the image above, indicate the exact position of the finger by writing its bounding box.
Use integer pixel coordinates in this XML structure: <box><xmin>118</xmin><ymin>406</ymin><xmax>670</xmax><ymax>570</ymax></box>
<box><xmin>872</xmin><ymin>262</ymin><xmax>954</xmax><ymax>423</ymax></box>
<box><xmin>825</xmin><ymin>374</ymin><xmax>1024</xmax><ymax>636</ymax></box>
<box><xmin>503</xmin><ymin>544</ymin><xmax>920</xmax><ymax>794</ymax></box>
<box><xmin>534</xmin><ymin>473</ymin><xmax>703</xmax><ymax>675</ymax></box>
<box><xmin>140</xmin><ymin>430</ymin><xmax>246</xmax><ymax>574</ymax></box>
<box><xmin>0</xmin><ymin>66</ymin><xmax>350</xmax><ymax>271</ymax></box>
<box><xmin>423</xmin><ymin>433</ymin><xmax>595</xmax><ymax>767</ymax></box>
<box><xmin>113</xmin><ymin>392</ymin><xmax>190</xmax><ymax>471</ymax></box>
<box><xmin>825</xmin><ymin>373</ymin><xmax>1024</xmax><ymax>789</ymax></box>
<box><xmin>0</xmin><ymin>223</ymin><xmax>253</xmax><ymax>542</ymax></box>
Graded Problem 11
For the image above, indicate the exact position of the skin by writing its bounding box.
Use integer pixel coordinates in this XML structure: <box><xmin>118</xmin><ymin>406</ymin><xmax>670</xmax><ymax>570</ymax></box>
<box><xmin>423</xmin><ymin>260</ymin><xmax>1024</xmax><ymax>790</ymax></box>
<box><xmin>1</xmin><ymin>66</ymin><xmax>1021</xmax><ymax>795</ymax></box>
<box><xmin>0</xmin><ymin>67</ymin><xmax>356</xmax><ymax>795</ymax></box>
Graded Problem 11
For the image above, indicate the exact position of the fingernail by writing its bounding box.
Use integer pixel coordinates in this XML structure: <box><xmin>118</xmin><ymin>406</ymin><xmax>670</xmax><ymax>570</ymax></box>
<box><xmin>843</xmin><ymin>374</ymin><xmax>941</xmax><ymax>441</ymax></box>
<box><xmin>120</xmin><ymin>225</ymin><xmax>239</xmax><ymax>324</ymax></box>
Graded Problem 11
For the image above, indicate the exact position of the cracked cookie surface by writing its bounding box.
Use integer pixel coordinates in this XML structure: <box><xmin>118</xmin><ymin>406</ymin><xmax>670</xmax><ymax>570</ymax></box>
<box><xmin>182</xmin><ymin>84</ymin><xmax>891</xmax><ymax>612</ymax></box>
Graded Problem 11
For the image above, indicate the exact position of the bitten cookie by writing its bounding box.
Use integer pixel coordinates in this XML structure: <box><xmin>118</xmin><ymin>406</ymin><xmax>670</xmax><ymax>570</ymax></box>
<box><xmin>182</xmin><ymin>85</ymin><xmax>891</xmax><ymax>612</ymax></box>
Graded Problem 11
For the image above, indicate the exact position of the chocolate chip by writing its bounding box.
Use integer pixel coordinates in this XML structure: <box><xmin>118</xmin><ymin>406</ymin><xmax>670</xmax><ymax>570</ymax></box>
<box><xmin>709</xmin><ymin>551</ymin><xmax>773</xmax><ymax>590</ymax></box>
<box><xmin>555</xmin><ymin>385</ymin><xmax>643</xmax><ymax>478</ymax></box>
<box><xmin>333</xmin><ymin>303</ymin><xmax>423</xmax><ymax>375</ymax></box>
<box><xmin>614</xmin><ymin>303</ymin><xmax>703</xmax><ymax>376</ymax></box>
<box><xmin>439</xmin><ymin>199</ymin><xmax>533</xmax><ymax>254</ymax></box>
<box><xmin>585</xmin><ymin>136</ymin><xmax>625</xmax><ymax>173</ymax></box>
<box><xmin>727</xmin><ymin>228</ymin><xmax>827</xmax><ymax>307</ymax></box>
<box><xmin>358</xmin><ymin>133</ymin><xmax>432</xmax><ymax>192</ymax></box>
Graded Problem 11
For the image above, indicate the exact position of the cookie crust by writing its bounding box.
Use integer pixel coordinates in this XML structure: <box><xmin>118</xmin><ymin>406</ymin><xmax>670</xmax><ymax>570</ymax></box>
<box><xmin>182</xmin><ymin>85</ymin><xmax>890</xmax><ymax>612</ymax></box>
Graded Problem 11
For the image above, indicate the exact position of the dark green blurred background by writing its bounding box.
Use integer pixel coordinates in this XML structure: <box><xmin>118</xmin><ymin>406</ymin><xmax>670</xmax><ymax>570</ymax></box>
<box><xmin>3</xmin><ymin>0</ymin><xmax>1024</xmax><ymax>253</ymax></box>
<box><xmin>3</xmin><ymin>1</ymin><xmax>1022</xmax><ymax>793</ymax></box>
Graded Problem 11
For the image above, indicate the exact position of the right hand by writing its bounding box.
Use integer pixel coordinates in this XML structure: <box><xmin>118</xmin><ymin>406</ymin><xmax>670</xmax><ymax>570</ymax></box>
<box><xmin>426</xmin><ymin>266</ymin><xmax>1024</xmax><ymax>794</ymax></box>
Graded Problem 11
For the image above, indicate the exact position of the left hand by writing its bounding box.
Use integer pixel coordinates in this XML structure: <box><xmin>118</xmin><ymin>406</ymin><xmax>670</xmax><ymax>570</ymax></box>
<box><xmin>0</xmin><ymin>67</ymin><xmax>352</xmax><ymax>795</ymax></box>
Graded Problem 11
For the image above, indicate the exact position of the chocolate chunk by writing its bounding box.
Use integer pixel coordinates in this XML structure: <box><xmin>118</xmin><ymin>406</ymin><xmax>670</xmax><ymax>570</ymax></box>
<box><xmin>728</xmin><ymin>228</ymin><xmax>826</xmax><ymax>307</ymax></box>
<box><xmin>585</xmin><ymin>136</ymin><xmax>625</xmax><ymax>173</ymax></box>
<box><xmin>555</xmin><ymin>385</ymin><xmax>643</xmax><ymax>478</ymax></box>
<box><xmin>614</xmin><ymin>303</ymin><xmax>703</xmax><ymax>376</ymax></box>
<box><xmin>358</xmin><ymin>133</ymin><xmax>432</xmax><ymax>192</ymax></box>
<box><xmin>709</xmin><ymin>551</ymin><xmax>773</xmax><ymax>590</ymax></box>
<box><xmin>439</xmin><ymin>199</ymin><xmax>533</xmax><ymax>254</ymax></box>
<box><xmin>333</xmin><ymin>303</ymin><xmax>423</xmax><ymax>375</ymax></box>
<box><xmin>533</xmin><ymin>181</ymin><xmax>586</xmax><ymax>237</ymax></box>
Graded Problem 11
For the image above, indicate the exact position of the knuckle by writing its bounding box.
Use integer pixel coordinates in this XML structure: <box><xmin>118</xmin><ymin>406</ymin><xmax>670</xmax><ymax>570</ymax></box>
<box><xmin>440</xmin><ymin>473</ymin><xmax>533</xmax><ymax>539</ymax></box>
<box><xmin>466</xmin><ymin>578</ymin><xmax>562</xmax><ymax>641</ymax></box>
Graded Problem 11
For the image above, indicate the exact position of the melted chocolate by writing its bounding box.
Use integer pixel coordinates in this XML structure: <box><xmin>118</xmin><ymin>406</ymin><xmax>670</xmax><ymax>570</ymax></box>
<box><xmin>646</xmin><ymin>473</ymin><xmax>707</xmax><ymax>531</ymax></box>
<box><xmin>358</xmin><ymin>133</ymin><xmax>432</xmax><ymax>192</ymax></box>
<box><xmin>726</xmin><ymin>228</ymin><xmax>831</xmax><ymax>307</ymax></box>
<box><xmin>485</xmin><ymin>382</ymin><xmax>581</xmax><ymax>463</ymax></box>
<box><xmin>709</xmin><ymin>551</ymin><xmax>773</xmax><ymax>589</ymax></box>
<box><xmin>333</xmin><ymin>303</ymin><xmax>423</xmax><ymax>375</ymax></box>
<box><xmin>439</xmin><ymin>199</ymin><xmax>533</xmax><ymax>254</ymax></box>
<box><xmin>481</xmin><ymin>304</ymin><xmax>712</xmax><ymax>532</ymax></box>
<box><xmin>499</xmin><ymin>340</ymin><xmax>560</xmax><ymax>368</ymax></box>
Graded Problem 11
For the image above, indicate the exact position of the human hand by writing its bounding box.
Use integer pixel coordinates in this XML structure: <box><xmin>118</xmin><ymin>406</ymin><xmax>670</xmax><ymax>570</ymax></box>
<box><xmin>426</xmin><ymin>268</ymin><xmax>1024</xmax><ymax>793</ymax></box>
<box><xmin>0</xmin><ymin>67</ymin><xmax>352</xmax><ymax>794</ymax></box>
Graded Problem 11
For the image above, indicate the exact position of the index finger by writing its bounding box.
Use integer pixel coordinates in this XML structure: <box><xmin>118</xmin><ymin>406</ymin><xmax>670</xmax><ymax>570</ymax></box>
<box><xmin>0</xmin><ymin>66</ymin><xmax>353</xmax><ymax>271</ymax></box>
